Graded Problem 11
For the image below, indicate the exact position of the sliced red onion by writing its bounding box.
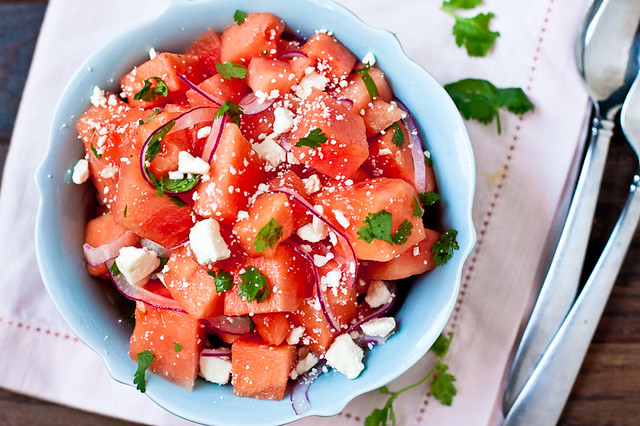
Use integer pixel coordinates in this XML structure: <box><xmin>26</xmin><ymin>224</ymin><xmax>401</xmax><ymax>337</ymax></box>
<box><xmin>278</xmin><ymin>50</ymin><xmax>307</xmax><ymax>61</ymax></box>
<box><xmin>177</xmin><ymin>72</ymin><xmax>223</xmax><ymax>106</ymax></box>
<box><xmin>83</xmin><ymin>231</ymin><xmax>139</xmax><ymax>267</ymax></box>
<box><xmin>201</xmin><ymin>347</ymin><xmax>232</xmax><ymax>357</ymax></box>
<box><xmin>353</xmin><ymin>332</ymin><xmax>393</xmax><ymax>347</ymax></box>
<box><xmin>140</xmin><ymin>238</ymin><xmax>171</xmax><ymax>259</ymax></box>
<box><xmin>204</xmin><ymin>315</ymin><xmax>253</xmax><ymax>335</ymax></box>
<box><xmin>201</xmin><ymin>115</ymin><xmax>226</xmax><ymax>163</ymax></box>
<box><xmin>278</xmin><ymin>132</ymin><xmax>292</xmax><ymax>151</ymax></box>
<box><xmin>238</xmin><ymin>91</ymin><xmax>276</xmax><ymax>116</ymax></box>
<box><xmin>334</xmin><ymin>98</ymin><xmax>354</xmax><ymax>110</ymax></box>
<box><xmin>394</xmin><ymin>99</ymin><xmax>427</xmax><ymax>193</ymax></box>
<box><xmin>105</xmin><ymin>260</ymin><xmax>185</xmax><ymax>312</ymax></box>
<box><xmin>291</xmin><ymin>359</ymin><xmax>326</xmax><ymax>415</ymax></box>
<box><xmin>345</xmin><ymin>281</ymin><xmax>397</xmax><ymax>334</ymax></box>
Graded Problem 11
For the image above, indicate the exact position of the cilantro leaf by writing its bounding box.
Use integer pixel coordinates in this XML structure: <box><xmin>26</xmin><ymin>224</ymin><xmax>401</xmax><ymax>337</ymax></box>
<box><xmin>441</xmin><ymin>0</ymin><xmax>482</xmax><ymax>10</ymax></box>
<box><xmin>431</xmin><ymin>364</ymin><xmax>457</xmax><ymax>405</ymax></box>
<box><xmin>215</xmin><ymin>100</ymin><xmax>243</xmax><ymax>127</ymax></box>
<box><xmin>450</xmin><ymin>12</ymin><xmax>499</xmax><ymax>57</ymax></box>
<box><xmin>295</xmin><ymin>128</ymin><xmax>328</xmax><ymax>148</ymax></box>
<box><xmin>145</xmin><ymin>120</ymin><xmax>175</xmax><ymax>163</ymax></box>
<box><xmin>160</xmin><ymin>174</ymin><xmax>200</xmax><ymax>193</ymax></box>
<box><xmin>234</xmin><ymin>10</ymin><xmax>247</xmax><ymax>25</ymax></box>
<box><xmin>430</xmin><ymin>333</ymin><xmax>451</xmax><ymax>357</ymax></box>
<box><xmin>139</xmin><ymin>108</ymin><xmax>160</xmax><ymax>125</ymax></box>
<box><xmin>123</xmin><ymin>204</ymin><xmax>128</xmax><ymax>218</ymax></box>
<box><xmin>364</xmin><ymin>407</ymin><xmax>392</xmax><ymax>426</ymax></box>
<box><xmin>109</xmin><ymin>262</ymin><xmax>121</xmax><ymax>277</ymax></box>
<box><xmin>134</xmin><ymin>350</ymin><xmax>155</xmax><ymax>393</ymax></box>
<box><xmin>432</xmin><ymin>229</ymin><xmax>460</xmax><ymax>266</ymax></box>
<box><xmin>216</xmin><ymin>61</ymin><xmax>248</xmax><ymax>81</ymax></box>
<box><xmin>133</xmin><ymin>77</ymin><xmax>168</xmax><ymax>102</ymax></box>
<box><xmin>90</xmin><ymin>143</ymin><xmax>102</xmax><ymax>160</ymax></box>
<box><xmin>208</xmin><ymin>269</ymin><xmax>233</xmax><ymax>293</ymax></box>
<box><xmin>444</xmin><ymin>78</ymin><xmax>534</xmax><ymax>134</ymax></box>
<box><xmin>358</xmin><ymin>210</ymin><xmax>393</xmax><ymax>244</ymax></box>
<box><xmin>392</xmin><ymin>220</ymin><xmax>413</xmax><ymax>245</ymax></box>
<box><xmin>413</xmin><ymin>197</ymin><xmax>422</xmax><ymax>217</ymax></box>
<box><xmin>173</xmin><ymin>341</ymin><xmax>182</xmax><ymax>352</ymax></box>
<box><xmin>239</xmin><ymin>266</ymin><xmax>269</xmax><ymax>302</ymax></box>
<box><xmin>169</xmin><ymin>195</ymin><xmax>187</xmax><ymax>207</ymax></box>
<box><xmin>390</xmin><ymin>122</ymin><xmax>405</xmax><ymax>148</ymax></box>
<box><xmin>354</xmin><ymin>63</ymin><xmax>380</xmax><ymax>101</ymax></box>
<box><xmin>253</xmin><ymin>218</ymin><xmax>284</xmax><ymax>253</ymax></box>
<box><xmin>418</xmin><ymin>191</ymin><xmax>441</xmax><ymax>206</ymax></box>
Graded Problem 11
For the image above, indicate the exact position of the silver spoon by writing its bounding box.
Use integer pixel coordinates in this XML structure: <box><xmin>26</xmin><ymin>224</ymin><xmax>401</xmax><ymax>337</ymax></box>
<box><xmin>503</xmin><ymin>68</ymin><xmax>640</xmax><ymax>425</ymax></box>
<box><xmin>503</xmin><ymin>0</ymin><xmax>640</xmax><ymax>412</ymax></box>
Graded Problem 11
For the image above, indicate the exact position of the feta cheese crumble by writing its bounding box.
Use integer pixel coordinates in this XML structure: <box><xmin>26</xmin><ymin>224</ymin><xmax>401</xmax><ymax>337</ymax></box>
<box><xmin>360</xmin><ymin>317</ymin><xmax>396</xmax><ymax>337</ymax></box>
<box><xmin>272</xmin><ymin>107</ymin><xmax>294</xmax><ymax>135</ymax></box>
<box><xmin>90</xmin><ymin>86</ymin><xmax>107</xmax><ymax>107</ymax></box>
<box><xmin>115</xmin><ymin>246</ymin><xmax>160</xmax><ymax>287</ymax></box>
<box><xmin>325</xmin><ymin>334</ymin><xmax>364</xmax><ymax>379</ymax></box>
<box><xmin>178</xmin><ymin>151</ymin><xmax>210</xmax><ymax>175</ymax></box>
<box><xmin>294</xmin><ymin>72</ymin><xmax>329</xmax><ymax>99</ymax></box>
<box><xmin>189</xmin><ymin>218</ymin><xmax>231</xmax><ymax>265</ymax></box>
<box><xmin>72</xmin><ymin>159</ymin><xmax>90</xmax><ymax>184</ymax></box>
<box><xmin>199</xmin><ymin>356</ymin><xmax>232</xmax><ymax>385</ymax></box>
<box><xmin>365</xmin><ymin>280</ymin><xmax>393</xmax><ymax>308</ymax></box>
<box><xmin>252</xmin><ymin>137</ymin><xmax>286</xmax><ymax>168</ymax></box>
<box><xmin>361</xmin><ymin>51</ymin><xmax>376</xmax><ymax>66</ymax></box>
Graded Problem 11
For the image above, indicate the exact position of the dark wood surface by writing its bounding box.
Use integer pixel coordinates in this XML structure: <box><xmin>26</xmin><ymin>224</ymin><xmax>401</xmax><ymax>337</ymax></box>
<box><xmin>1</xmin><ymin>1</ymin><xmax>638</xmax><ymax>425</ymax></box>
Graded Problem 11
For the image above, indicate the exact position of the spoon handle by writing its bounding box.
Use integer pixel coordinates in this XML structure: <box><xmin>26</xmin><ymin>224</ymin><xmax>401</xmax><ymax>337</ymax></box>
<box><xmin>503</xmin><ymin>170</ymin><xmax>640</xmax><ymax>426</ymax></box>
<box><xmin>502</xmin><ymin>115</ymin><xmax>614</xmax><ymax>412</ymax></box>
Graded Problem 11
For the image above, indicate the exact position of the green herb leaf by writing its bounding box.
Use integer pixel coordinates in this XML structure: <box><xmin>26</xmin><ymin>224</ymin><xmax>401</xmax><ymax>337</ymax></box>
<box><xmin>431</xmin><ymin>333</ymin><xmax>451</xmax><ymax>357</ymax></box>
<box><xmin>215</xmin><ymin>100</ymin><xmax>243</xmax><ymax>127</ymax></box>
<box><xmin>432</xmin><ymin>229</ymin><xmax>460</xmax><ymax>266</ymax></box>
<box><xmin>295</xmin><ymin>128</ymin><xmax>328</xmax><ymax>149</ymax></box>
<box><xmin>159</xmin><ymin>256</ymin><xmax>169</xmax><ymax>269</ymax></box>
<box><xmin>160</xmin><ymin>174</ymin><xmax>200</xmax><ymax>193</ymax></box>
<box><xmin>109</xmin><ymin>262</ymin><xmax>121</xmax><ymax>277</ymax></box>
<box><xmin>418</xmin><ymin>191</ymin><xmax>441</xmax><ymax>206</ymax></box>
<box><xmin>134</xmin><ymin>349</ymin><xmax>155</xmax><ymax>393</ymax></box>
<box><xmin>364</xmin><ymin>407</ymin><xmax>391</xmax><ymax>426</ymax></box>
<box><xmin>234</xmin><ymin>10</ymin><xmax>247</xmax><ymax>25</ymax></box>
<box><xmin>431</xmin><ymin>364</ymin><xmax>457</xmax><ymax>405</ymax></box>
<box><xmin>390</xmin><ymin>122</ymin><xmax>404</xmax><ymax>148</ymax></box>
<box><xmin>449</xmin><ymin>12</ymin><xmax>500</xmax><ymax>57</ymax></box>
<box><xmin>413</xmin><ymin>197</ymin><xmax>422</xmax><ymax>217</ymax></box>
<box><xmin>239</xmin><ymin>266</ymin><xmax>269</xmax><ymax>302</ymax></box>
<box><xmin>392</xmin><ymin>220</ymin><xmax>413</xmax><ymax>245</ymax></box>
<box><xmin>253</xmin><ymin>218</ymin><xmax>284</xmax><ymax>253</ymax></box>
<box><xmin>169</xmin><ymin>195</ymin><xmax>187</xmax><ymax>207</ymax></box>
<box><xmin>145</xmin><ymin>120</ymin><xmax>175</xmax><ymax>163</ymax></box>
<box><xmin>208</xmin><ymin>269</ymin><xmax>233</xmax><ymax>293</ymax></box>
<box><xmin>358</xmin><ymin>210</ymin><xmax>393</xmax><ymax>244</ymax></box>
<box><xmin>133</xmin><ymin>77</ymin><xmax>169</xmax><ymax>102</ymax></box>
<box><xmin>139</xmin><ymin>108</ymin><xmax>160</xmax><ymax>125</ymax></box>
<box><xmin>441</xmin><ymin>0</ymin><xmax>482</xmax><ymax>11</ymax></box>
<box><xmin>216</xmin><ymin>61</ymin><xmax>248</xmax><ymax>81</ymax></box>
<box><xmin>444</xmin><ymin>78</ymin><xmax>534</xmax><ymax>134</ymax></box>
<box><xmin>354</xmin><ymin>63</ymin><xmax>380</xmax><ymax>101</ymax></box>
<box><xmin>123</xmin><ymin>204</ymin><xmax>128</xmax><ymax>218</ymax></box>
<box><xmin>173</xmin><ymin>341</ymin><xmax>182</xmax><ymax>352</ymax></box>
<box><xmin>90</xmin><ymin>143</ymin><xmax>102</xmax><ymax>159</ymax></box>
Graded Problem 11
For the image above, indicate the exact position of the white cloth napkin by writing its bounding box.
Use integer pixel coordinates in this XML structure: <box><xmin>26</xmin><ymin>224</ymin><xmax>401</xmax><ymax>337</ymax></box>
<box><xmin>0</xmin><ymin>0</ymin><xmax>592</xmax><ymax>425</ymax></box>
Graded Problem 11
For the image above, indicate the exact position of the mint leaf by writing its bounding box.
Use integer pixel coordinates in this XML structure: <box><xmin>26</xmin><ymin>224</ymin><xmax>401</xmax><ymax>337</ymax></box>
<box><xmin>239</xmin><ymin>266</ymin><xmax>269</xmax><ymax>302</ymax></box>
<box><xmin>133</xmin><ymin>77</ymin><xmax>168</xmax><ymax>102</ymax></box>
<box><xmin>253</xmin><ymin>218</ymin><xmax>284</xmax><ymax>253</ymax></box>
<box><xmin>134</xmin><ymin>350</ymin><xmax>155</xmax><ymax>393</ymax></box>
<box><xmin>295</xmin><ymin>128</ymin><xmax>328</xmax><ymax>149</ymax></box>
<box><xmin>216</xmin><ymin>61</ymin><xmax>248</xmax><ymax>81</ymax></box>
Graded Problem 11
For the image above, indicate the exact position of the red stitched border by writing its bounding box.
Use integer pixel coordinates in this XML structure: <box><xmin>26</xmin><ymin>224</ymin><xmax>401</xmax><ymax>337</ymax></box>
<box><xmin>0</xmin><ymin>316</ymin><xmax>79</xmax><ymax>342</ymax></box>
<box><xmin>417</xmin><ymin>0</ymin><xmax>555</xmax><ymax>417</ymax></box>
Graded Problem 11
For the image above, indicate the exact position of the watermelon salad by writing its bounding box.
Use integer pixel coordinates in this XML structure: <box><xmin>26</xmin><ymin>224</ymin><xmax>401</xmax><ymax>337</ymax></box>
<box><xmin>73</xmin><ymin>10</ymin><xmax>458</xmax><ymax>411</ymax></box>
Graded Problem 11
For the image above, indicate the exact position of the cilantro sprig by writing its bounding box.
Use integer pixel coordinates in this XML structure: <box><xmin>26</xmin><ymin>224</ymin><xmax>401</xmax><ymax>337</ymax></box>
<box><xmin>253</xmin><ymin>218</ymin><xmax>284</xmax><ymax>253</ymax></box>
<box><xmin>444</xmin><ymin>78</ymin><xmax>534</xmax><ymax>134</ymax></box>
<box><xmin>441</xmin><ymin>1</ymin><xmax>499</xmax><ymax>57</ymax></box>
<box><xmin>239</xmin><ymin>266</ymin><xmax>269</xmax><ymax>302</ymax></box>
<box><xmin>365</xmin><ymin>334</ymin><xmax>457</xmax><ymax>426</ymax></box>
<box><xmin>295</xmin><ymin>128</ymin><xmax>328</xmax><ymax>148</ymax></box>
<box><xmin>354</xmin><ymin>63</ymin><xmax>380</xmax><ymax>101</ymax></box>
<box><xmin>357</xmin><ymin>210</ymin><xmax>413</xmax><ymax>246</ymax></box>
<box><xmin>133</xmin><ymin>77</ymin><xmax>168</xmax><ymax>102</ymax></box>
<box><xmin>134</xmin><ymin>349</ymin><xmax>155</xmax><ymax>393</ymax></box>
<box><xmin>207</xmin><ymin>269</ymin><xmax>233</xmax><ymax>293</ymax></box>
<box><xmin>390</xmin><ymin>122</ymin><xmax>405</xmax><ymax>148</ymax></box>
<box><xmin>234</xmin><ymin>10</ymin><xmax>247</xmax><ymax>25</ymax></box>
<box><xmin>90</xmin><ymin>143</ymin><xmax>102</xmax><ymax>160</ymax></box>
<box><xmin>215</xmin><ymin>100</ymin><xmax>243</xmax><ymax>127</ymax></box>
<box><xmin>146</xmin><ymin>169</ymin><xmax>199</xmax><ymax>197</ymax></box>
<box><xmin>418</xmin><ymin>191</ymin><xmax>441</xmax><ymax>206</ymax></box>
<box><xmin>216</xmin><ymin>61</ymin><xmax>248</xmax><ymax>81</ymax></box>
<box><xmin>173</xmin><ymin>341</ymin><xmax>182</xmax><ymax>352</ymax></box>
<box><xmin>145</xmin><ymin>120</ymin><xmax>175</xmax><ymax>163</ymax></box>
<box><xmin>138</xmin><ymin>108</ymin><xmax>160</xmax><ymax>125</ymax></box>
<box><xmin>433</xmin><ymin>229</ymin><xmax>460</xmax><ymax>266</ymax></box>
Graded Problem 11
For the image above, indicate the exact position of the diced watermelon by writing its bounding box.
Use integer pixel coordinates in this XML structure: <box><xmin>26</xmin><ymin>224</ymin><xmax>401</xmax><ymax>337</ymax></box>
<box><xmin>362</xmin><ymin>121</ymin><xmax>416</xmax><ymax>187</ymax></box>
<box><xmin>363</xmin><ymin>99</ymin><xmax>405</xmax><ymax>137</ymax></box>
<box><xmin>220</xmin><ymin>13</ymin><xmax>286</xmax><ymax>64</ymax></box>
<box><xmin>268</xmin><ymin>170</ymin><xmax>311</xmax><ymax>227</ymax></box>
<box><xmin>185</xmin><ymin>73</ymin><xmax>249</xmax><ymax>107</ymax></box>
<box><xmin>129</xmin><ymin>304</ymin><xmax>206</xmax><ymax>390</ymax></box>
<box><xmin>361</xmin><ymin>229</ymin><xmax>440</xmax><ymax>280</ymax></box>
<box><xmin>224</xmin><ymin>245</ymin><xmax>307</xmax><ymax>316</ymax></box>
<box><xmin>333</xmin><ymin>66</ymin><xmax>393</xmax><ymax>115</ymax></box>
<box><xmin>253</xmin><ymin>312</ymin><xmax>292</xmax><ymax>346</ymax></box>
<box><xmin>239</xmin><ymin>106</ymin><xmax>275</xmax><ymax>143</ymax></box>
<box><xmin>291</xmin><ymin>88</ymin><xmax>368</xmax><ymax>179</ymax></box>
<box><xmin>146</xmin><ymin>128</ymin><xmax>191</xmax><ymax>178</ymax></box>
<box><xmin>232</xmin><ymin>192</ymin><xmax>294</xmax><ymax>257</ymax></box>
<box><xmin>314</xmin><ymin>177</ymin><xmax>426</xmax><ymax>261</ymax></box>
<box><xmin>84</xmin><ymin>212</ymin><xmax>138</xmax><ymax>277</ymax></box>
<box><xmin>301</xmin><ymin>33</ymin><xmax>356</xmax><ymax>82</ymax></box>
<box><xmin>184</xmin><ymin>29</ymin><xmax>223</xmax><ymax>77</ymax></box>
<box><xmin>246</xmin><ymin>57</ymin><xmax>294</xmax><ymax>96</ymax></box>
<box><xmin>288</xmin><ymin>55</ymin><xmax>315</xmax><ymax>83</ymax></box>
<box><xmin>163</xmin><ymin>244</ymin><xmax>225</xmax><ymax>319</ymax></box>
<box><xmin>192</xmin><ymin>122</ymin><xmax>267</xmax><ymax>225</ymax></box>
<box><xmin>231</xmin><ymin>337</ymin><xmax>296</xmax><ymax>400</ymax></box>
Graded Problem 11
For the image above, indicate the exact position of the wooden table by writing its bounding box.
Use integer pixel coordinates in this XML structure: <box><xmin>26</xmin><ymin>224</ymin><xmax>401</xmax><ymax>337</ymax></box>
<box><xmin>1</xmin><ymin>1</ymin><xmax>638</xmax><ymax>425</ymax></box>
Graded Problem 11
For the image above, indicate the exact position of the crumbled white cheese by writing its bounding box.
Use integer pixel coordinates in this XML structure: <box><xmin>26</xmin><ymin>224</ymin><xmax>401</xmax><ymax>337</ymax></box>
<box><xmin>272</xmin><ymin>107</ymin><xmax>294</xmax><ymax>135</ymax></box>
<box><xmin>286</xmin><ymin>326</ymin><xmax>306</xmax><ymax>345</ymax></box>
<box><xmin>72</xmin><ymin>159</ymin><xmax>90</xmax><ymax>184</ymax></box>
<box><xmin>252</xmin><ymin>137</ymin><xmax>286</xmax><ymax>168</ymax></box>
<box><xmin>199</xmin><ymin>355</ymin><xmax>232</xmax><ymax>385</ymax></box>
<box><xmin>197</xmin><ymin>126</ymin><xmax>212</xmax><ymax>139</ymax></box>
<box><xmin>290</xmin><ymin>350</ymin><xmax>319</xmax><ymax>380</ymax></box>
<box><xmin>149</xmin><ymin>47</ymin><xmax>158</xmax><ymax>60</ymax></box>
<box><xmin>332</xmin><ymin>209</ymin><xmax>350</xmax><ymax>228</ymax></box>
<box><xmin>90</xmin><ymin>86</ymin><xmax>107</xmax><ymax>107</ymax></box>
<box><xmin>168</xmin><ymin>171</ymin><xmax>184</xmax><ymax>180</ymax></box>
<box><xmin>302</xmin><ymin>174</ymin><xmax>321</xmax><ymax>194</ymax></box>
<box><xmin>361</xmin><ymin>52</ymin><xmax>376</xmax><ymax>66</ymax></box>
<box><xmin>378</xmin><ymin>148</ymin><xmax>393</xmax><ymax>156</ymax></box>
<box><xmin>178</xmin><ymin>151</ymin><xmax>210</xmax><ymax>175</ymax></box>
<box><xmin>115</xmin><ymin>247</ymin><xmax>160</xmax><ymax>287</ymax></box>
<box><xmin>365</xmin><ymin>280</ymin><xmax>393</xmax><ymax>308</ymax></box>
<box><xmin>360</xmin><ymin>317</ymin><xmax>396</xmax><ymax>337</ymax></box>
<box><xmin>294</xmin><ymin>72</ymin><xmax>329</xmax><ymax>99</ymax></box>
<box><xmin>189</xmin><ymin>219</ymin><xmax>231</xmax><ymax>265</ymax></box>
<box><xmin>321</xmin><ymin>269</ymin><xmax>342</xmax><ymax>289</ymax></box>
<box><xmin>325</xmin><ymin>334</ymin><xmax>364</xmax><ymax>379</ymax></box>
<box><xmin>99</xmin><ymin>165</ymin><xmax>119</xmax><ymax>179</ymax></box>
<box><xmin>313</xmin><ymin>252</ymin><xmax>334</xmax><ymax>268</ymax></box>
<box><xmin>297</xmin><ymin>215</ymin><xmax>328</xmax><ymax>242</ymax></box>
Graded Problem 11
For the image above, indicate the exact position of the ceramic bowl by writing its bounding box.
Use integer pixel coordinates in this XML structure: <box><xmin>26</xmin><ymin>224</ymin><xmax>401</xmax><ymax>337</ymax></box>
<box><xmin>35</xmin><ymin>0</ymin><xmax>476</xmax><ymax>424</ymax></box>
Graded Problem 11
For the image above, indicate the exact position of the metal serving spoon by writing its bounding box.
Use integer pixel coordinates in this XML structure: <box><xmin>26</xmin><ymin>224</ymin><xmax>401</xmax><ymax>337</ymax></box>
<box><xmin>503</xmin><ymin>68</ymin><xmax>640</xmax><ymax>425</ymax></box>
<box><xmin>503</xmin><ymin>0</ymin><xmax>640</xmax><ymax>412</ymax></box>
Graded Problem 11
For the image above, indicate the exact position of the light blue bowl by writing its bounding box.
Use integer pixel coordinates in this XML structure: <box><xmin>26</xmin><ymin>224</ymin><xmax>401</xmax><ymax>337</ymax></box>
<box><xmin>35</xmin><ymin>0</ymin><xmax>476</xmax><ymax>424</ymax></box>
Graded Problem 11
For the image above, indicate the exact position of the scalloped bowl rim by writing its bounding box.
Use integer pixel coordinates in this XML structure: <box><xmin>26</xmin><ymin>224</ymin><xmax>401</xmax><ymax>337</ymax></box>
<box><xmin>35</xmin><ymin>0</ymin><xmax>476</xmax><ymax>424</ymax></box>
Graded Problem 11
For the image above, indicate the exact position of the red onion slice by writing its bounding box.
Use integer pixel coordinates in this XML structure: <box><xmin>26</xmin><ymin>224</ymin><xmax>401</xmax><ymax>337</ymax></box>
<box><xmin>83</xmin><ymin>231</ymin><xmax>139</xmax><ymax>267</ymax></box>
<box><xmin>177</xmin><ymin>72</ymin><xmax>223</xmax><ymax>106</ymax></box>
<box><xmin>204</xmin><ymin>315</ymin><xmax>253</xmax><ymax>335</ymax></box>
<box><xmin>334</xmin><ymin>98</ymin><xmax>354</xmax><ymax>110</ymax></box>
<box><xmin>278</xmin><ymin>50</ymin><xmax>307</xmax><ymax>61</ymax></box>
<box><xmin>105</xmin><ymin>260</ymin><xmax>185</xmax><ymax>312</ymax></box>
<box><xmin>394</xmin><ymin>99</ymin><xmax>427</xmax><ymax>193</ymax></box>
<box><xmin>345</xmin><ymin>281</ymin><xmax>397</xmax><ymax>334</ymax></box>
<box><xmin>140</xmin><ymin>238</ymin><xmax>171</xmax><ymax>259</ymax></box>
<box><xmin>238</xmin><ymin>91</ymin><xmax>276</xmax><ymax>115</ymax></box>
<box><xmin>201</xmin><ymin>347</ymin><xmax>232</xmax><ymax>357</ymax></box>
<box><xmin>291</xmin><ymin>359</ymin><xmax>326</xmax><ymax>415</ymax></box>
<box><xmin>201</xmin><ymin>115</ymin><xmax>226</xmax><ymax>163</ymax></box>
<box><xmin>353</xmin><ymin>333</ymin><xmax>393</xmax><ymax>347</ymax></box>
